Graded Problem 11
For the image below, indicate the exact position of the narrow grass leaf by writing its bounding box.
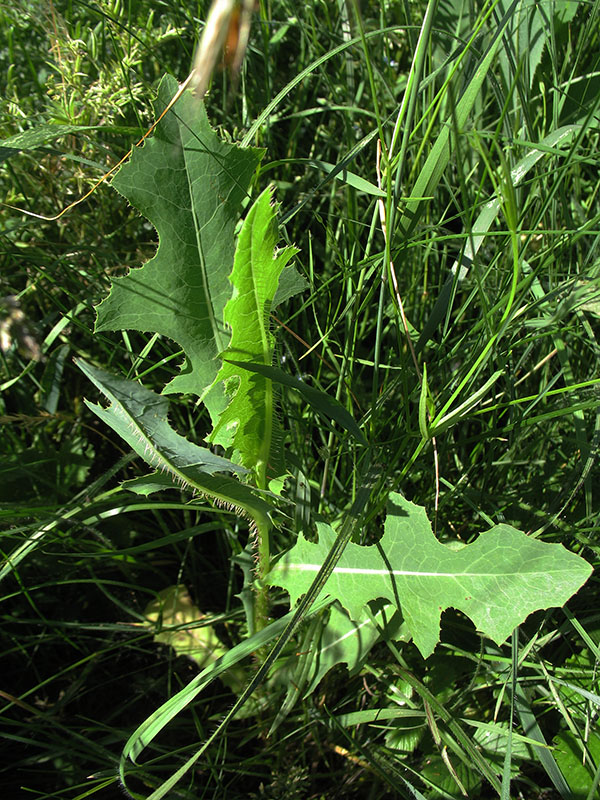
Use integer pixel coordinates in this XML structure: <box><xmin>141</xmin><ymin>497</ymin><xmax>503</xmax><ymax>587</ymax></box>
<box><xmin>397</xmin><ymin>0</ymin><xmax>518</xmax><ymax>241</ymax></box>
<box><xmin>120</xmin><ymin>596</ymin><xmax>334</xmax><ymax>779</ymax></box>
<box><xmin>515</xmin><ymin>681</ymin><xmax>573</xmax><ymax>796</ymax></box>
<box><xmin>0</xmin><ymin>123</ymin><xmax>119</xmax><ymax>162</ymax></box>
<box><xmin>225</xmin><ymin>360</ymin><xmax>368</xmax><ymax>445</ymax></box>
<box><xmin>417</xmin><ymin>125</ymin><xmax>581</xmax><ymax>351</ymax></box>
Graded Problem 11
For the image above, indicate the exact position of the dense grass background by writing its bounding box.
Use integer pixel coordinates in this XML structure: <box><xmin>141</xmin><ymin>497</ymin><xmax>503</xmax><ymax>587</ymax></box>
<box><xmin>1</xmin><ymin>1</ymin><xmax>600</xmax><ymax>798</ymax></box>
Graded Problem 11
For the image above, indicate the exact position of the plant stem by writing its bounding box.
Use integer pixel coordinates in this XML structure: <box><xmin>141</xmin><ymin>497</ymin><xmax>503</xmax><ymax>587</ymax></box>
<box><xmin>252</xmin><ymin>510</ymin><xmax>272</xmax><ymax>633</ymax></box>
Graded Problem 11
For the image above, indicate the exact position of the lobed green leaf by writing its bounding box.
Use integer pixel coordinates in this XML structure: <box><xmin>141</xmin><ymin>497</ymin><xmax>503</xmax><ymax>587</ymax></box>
<box><xmin>95</xmin><ymin>74</ymin><xmax>264</xmax><ymax>417</ymax></box>
<box><xmin>267</xmin><ymin>493</ymin><xmax>592</xmax><ymax>658</ymax></box>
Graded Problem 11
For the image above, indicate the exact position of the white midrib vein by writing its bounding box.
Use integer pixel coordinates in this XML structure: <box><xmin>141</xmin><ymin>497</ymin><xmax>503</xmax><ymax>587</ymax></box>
<box><xmin>287</xmin><ymin>565</ymin><xmax>558</xmax><ymax>577</ymax></box>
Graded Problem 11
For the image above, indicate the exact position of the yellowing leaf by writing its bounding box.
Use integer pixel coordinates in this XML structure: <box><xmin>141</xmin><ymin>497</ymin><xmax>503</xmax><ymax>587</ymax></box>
<box><xmin>144</xmin><ymin>585</ymin><xmax>226</xmax><ymax>668</ymax></box>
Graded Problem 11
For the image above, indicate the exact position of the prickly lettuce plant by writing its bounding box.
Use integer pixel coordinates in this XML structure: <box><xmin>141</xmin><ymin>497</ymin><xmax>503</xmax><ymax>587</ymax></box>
<box><xmin>77</xmin><ymin>75</ymin><xmax>592</xmax><ymax>799</ymax></box>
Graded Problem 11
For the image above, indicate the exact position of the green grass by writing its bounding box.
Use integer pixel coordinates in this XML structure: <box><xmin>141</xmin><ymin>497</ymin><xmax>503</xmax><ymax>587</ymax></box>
<box><xmin>2</xmin><ymin>1</ymin><xmax>600</xmax><ymax>798</ymax></box>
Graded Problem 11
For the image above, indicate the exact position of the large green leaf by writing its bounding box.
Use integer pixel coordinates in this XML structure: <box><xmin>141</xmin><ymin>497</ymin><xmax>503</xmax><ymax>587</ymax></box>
<box><xmin>207</xmin><ymin>185</ymin><xmax>299</xmax><ymax>477</ymax></box>
<box><xmin>76</xmin><ymin>359</ymin><xmax>272</xmax><ymax>523</ymax></box>
<box><xmin>95</xmin><ymin>74</ymin><xmax>264</xmax><ymax>415</ymax></box>
<box><xmin>304</xmin><ymin>601</ymin><xmax>405</xmax><ymax>695</ymax></box>
<box><xmin>268</xmin><ymin>600</ymin><xmax>406</xmax><ymax>733</ymax></box>
<box><xmin>553</xmin><ymin>730</ymin><xmax>600</xmax><ymax>799</ymax></box>
<box><xmin>267</xmin><ymin>493</ymin><xmax>592</xmax><ymax>658</ymax></box>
